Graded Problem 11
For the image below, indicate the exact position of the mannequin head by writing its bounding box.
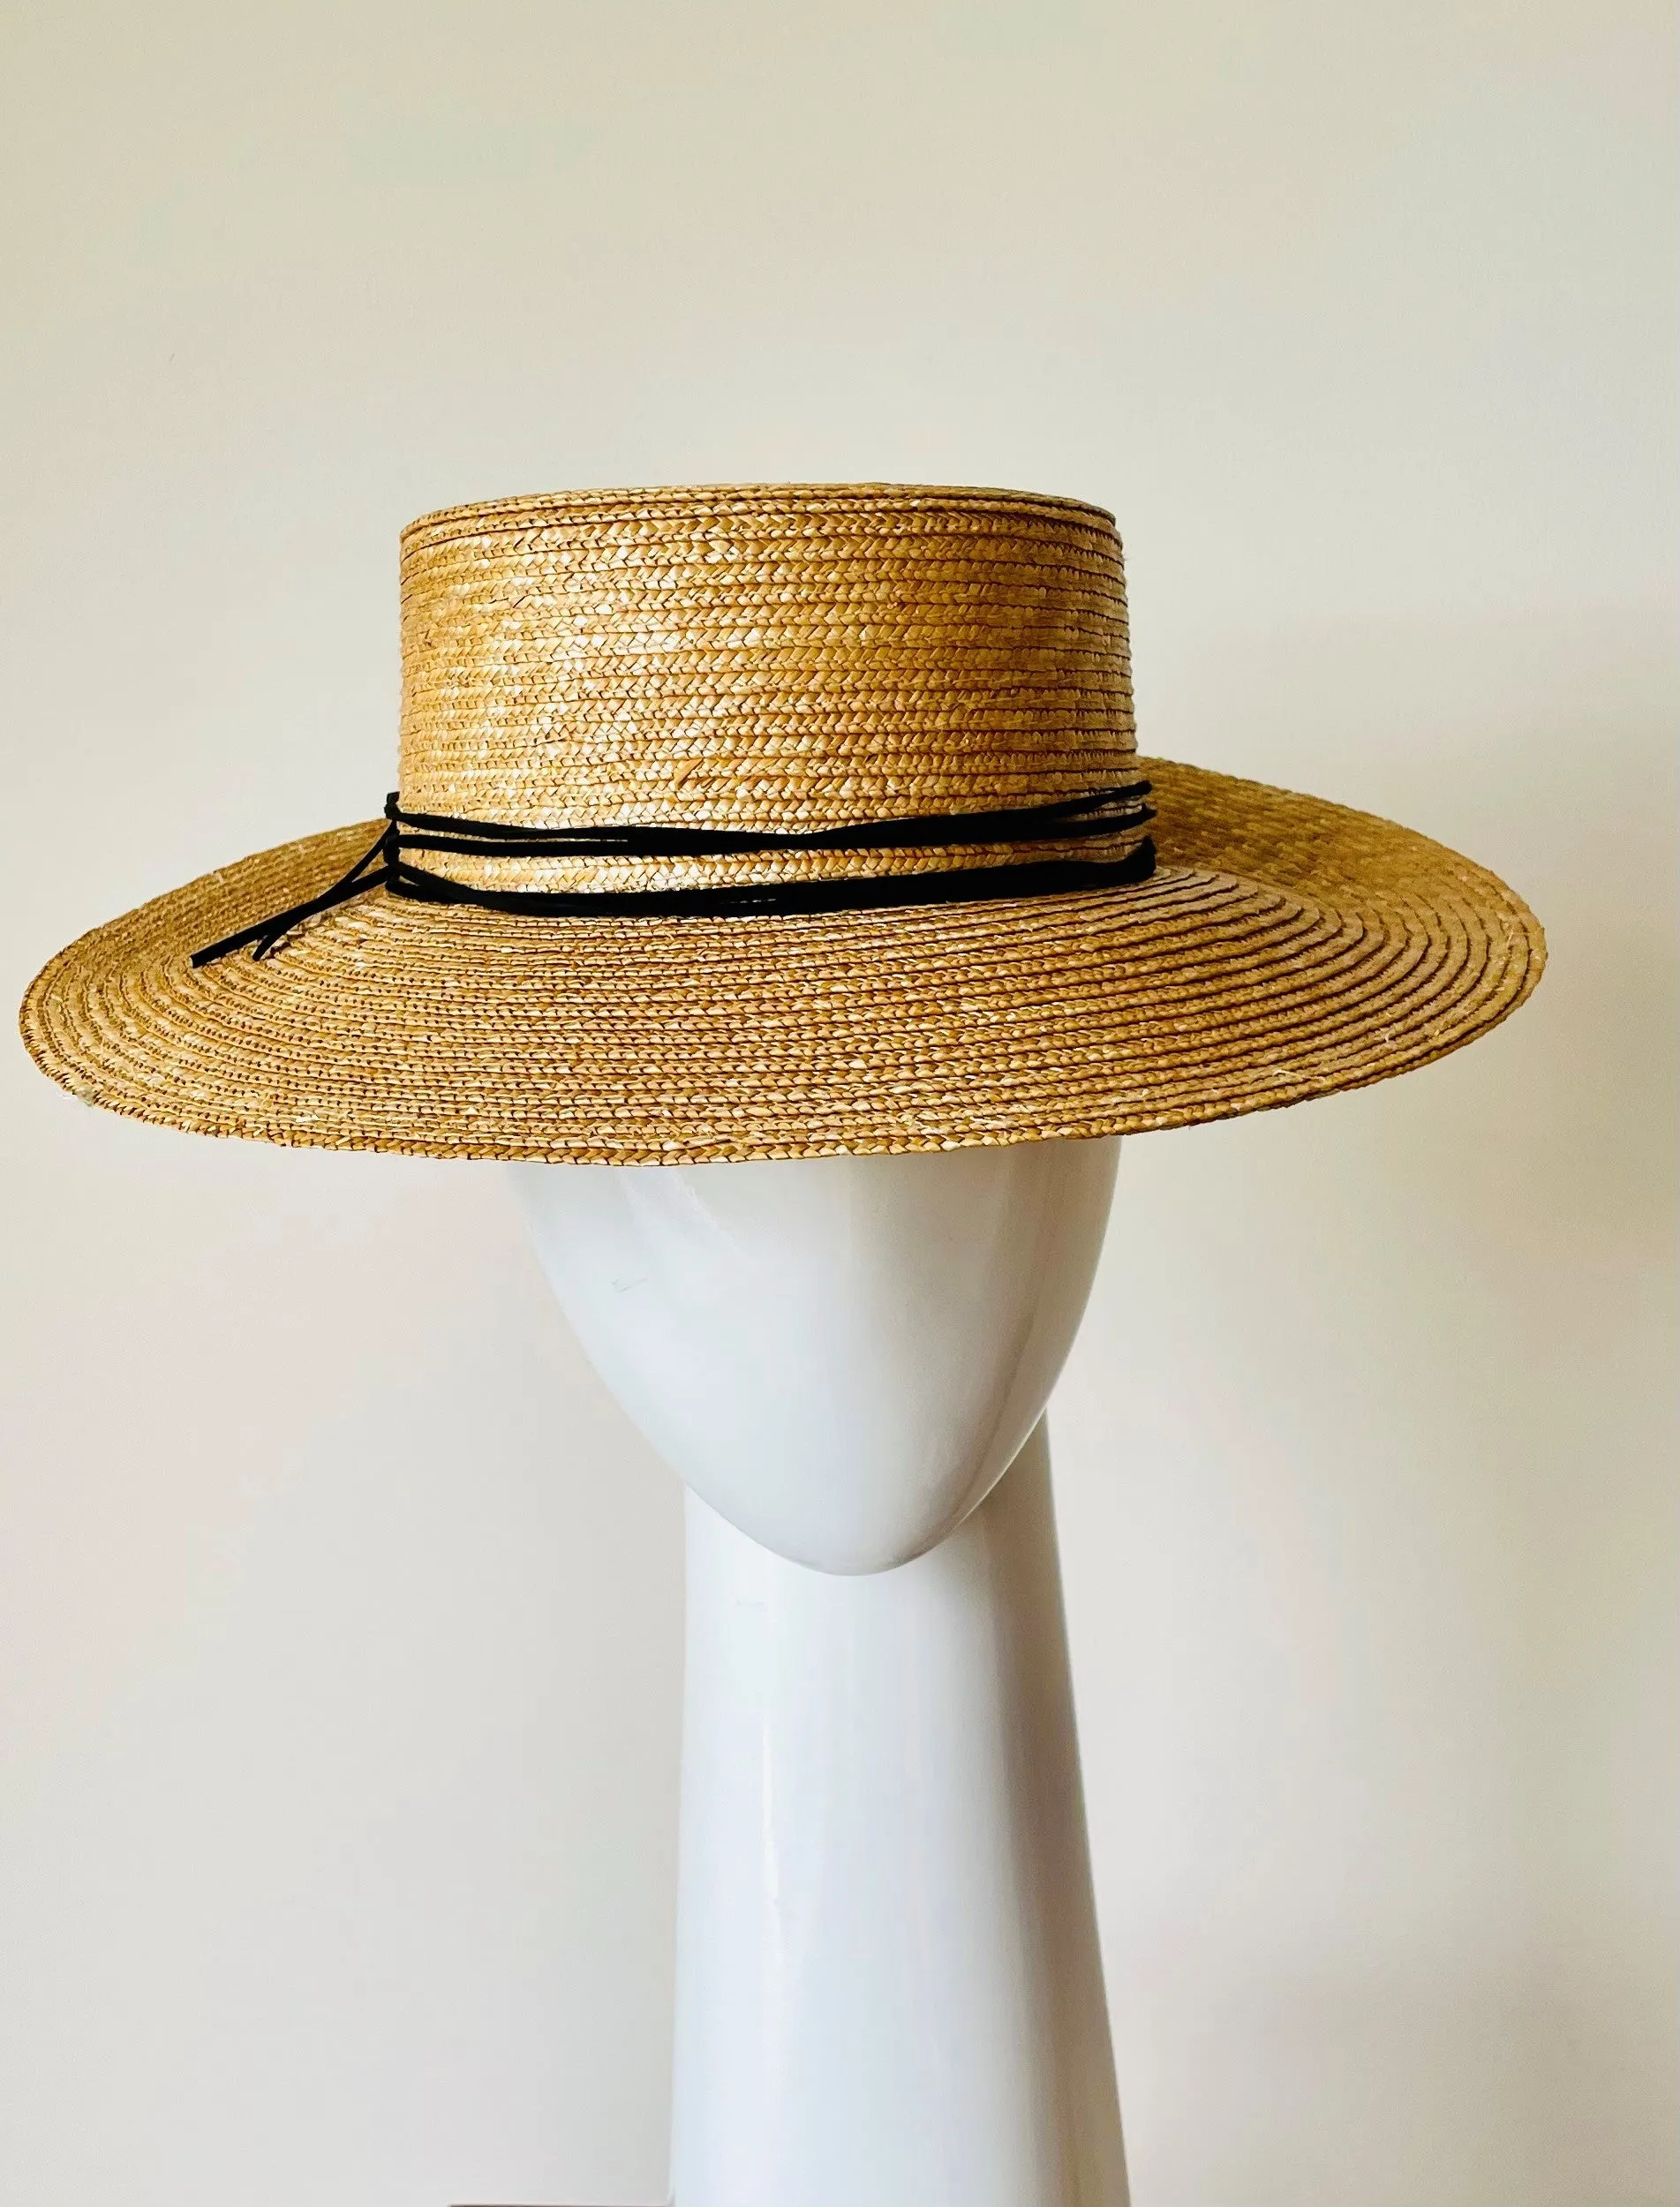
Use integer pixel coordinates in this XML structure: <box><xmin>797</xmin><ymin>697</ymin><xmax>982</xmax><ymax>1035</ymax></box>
<box><xmin>509</xmin><ymin>1137</ymin><xmax>1118</xmax><ymax>1574</ymax></box>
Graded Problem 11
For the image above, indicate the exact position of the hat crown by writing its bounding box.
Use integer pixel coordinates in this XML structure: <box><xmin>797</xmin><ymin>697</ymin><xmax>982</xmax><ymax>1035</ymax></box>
<box><xmin>396</xmin><ymin>484</ymin><xmax>1141</xmax><ymax>893</ymax></box>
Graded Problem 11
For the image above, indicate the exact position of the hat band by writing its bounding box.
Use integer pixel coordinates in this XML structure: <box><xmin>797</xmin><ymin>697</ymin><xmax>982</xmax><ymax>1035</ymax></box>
<box><xmin>192</xmin><ymin>782</ymin><xmax>1156</xmax><ymax>967</ymax></box>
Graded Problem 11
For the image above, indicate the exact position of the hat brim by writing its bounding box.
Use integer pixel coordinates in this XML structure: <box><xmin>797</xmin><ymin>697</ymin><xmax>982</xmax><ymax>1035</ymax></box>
<box><xmin>19</xmin><ymin>759</ymin><xmax>1542</xmax><ymax>1163</ymax></box>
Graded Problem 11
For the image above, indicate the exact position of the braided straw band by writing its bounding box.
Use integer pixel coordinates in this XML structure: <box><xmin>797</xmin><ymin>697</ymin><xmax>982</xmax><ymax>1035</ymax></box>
<box><xmin>192</xmin><ymin>781</ymin><xmax>1157</xmax><ymax>966</ymax></box>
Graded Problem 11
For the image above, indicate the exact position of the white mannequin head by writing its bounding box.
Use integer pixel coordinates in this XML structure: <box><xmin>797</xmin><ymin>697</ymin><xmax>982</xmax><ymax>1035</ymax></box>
<box><xmin>509</xmin><ymin>1137</ymin><xmax>1118</xmax><ymax>1575</ymax></box>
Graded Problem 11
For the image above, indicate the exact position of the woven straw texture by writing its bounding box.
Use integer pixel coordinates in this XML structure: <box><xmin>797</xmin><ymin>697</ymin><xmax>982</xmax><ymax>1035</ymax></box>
<box><xmin>19</xmin><ymin>484</ymin><xmax>1543</xmax><ymax>1163</ymax></box>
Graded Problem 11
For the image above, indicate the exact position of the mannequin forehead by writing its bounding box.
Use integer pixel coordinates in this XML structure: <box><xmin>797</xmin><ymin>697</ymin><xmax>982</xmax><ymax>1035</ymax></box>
<box><xmin>586</xmin><ymin>1140</ymin><xmax>1089</xmax><ymax>1252</ymax></box>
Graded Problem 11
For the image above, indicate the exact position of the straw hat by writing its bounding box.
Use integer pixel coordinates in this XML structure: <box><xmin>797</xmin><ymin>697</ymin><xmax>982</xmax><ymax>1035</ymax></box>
<box><xmin>19</xmin><ymin>484</ymin><xmax>1542</xmax><ymax>1164</ymax></box>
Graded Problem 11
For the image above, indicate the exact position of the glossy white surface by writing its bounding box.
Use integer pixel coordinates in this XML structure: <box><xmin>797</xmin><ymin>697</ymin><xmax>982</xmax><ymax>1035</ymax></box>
<box><xmin>671</xmin><ymin>1426</ymin><xmax>1127</xmax><ymax>2207</ymax></box>
<box><xmin>514</xmin><ymin>1139</ymin><xmax>1126</xmax><ymax>2207</ymax></box>
<box><xmin>509</xmin><ymin>1139</ymin><xmax>1119</xmax><ymax>1574</ymax></box>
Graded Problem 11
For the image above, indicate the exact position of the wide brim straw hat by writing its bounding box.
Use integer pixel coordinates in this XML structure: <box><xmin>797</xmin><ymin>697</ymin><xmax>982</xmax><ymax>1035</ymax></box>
<box><xmin>21</xmin><ymin>484</ymin><xmax>1542</xmax><ymax>1164</ymax></box>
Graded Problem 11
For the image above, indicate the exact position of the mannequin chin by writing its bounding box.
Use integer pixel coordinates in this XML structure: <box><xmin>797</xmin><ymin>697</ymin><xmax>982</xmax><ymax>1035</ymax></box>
<box><xmin>509</xmin><ymin>1137</ymin><xmax>1119</xmax><ymax>1574</ymax></box>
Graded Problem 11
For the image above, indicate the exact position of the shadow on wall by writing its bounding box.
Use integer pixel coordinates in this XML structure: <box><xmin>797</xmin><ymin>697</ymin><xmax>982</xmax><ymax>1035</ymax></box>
<box><xmin>1057</xmin><ymin>606</ymin><xmax>1678</xmax><ymax>2207</ymax></box>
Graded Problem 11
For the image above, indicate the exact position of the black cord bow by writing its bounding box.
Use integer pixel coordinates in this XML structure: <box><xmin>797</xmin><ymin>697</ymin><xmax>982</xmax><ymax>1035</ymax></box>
<box><xmin>192</xmin><ymin>781</ymin><xmax>1156</xmax><ymax>967</ymax></box>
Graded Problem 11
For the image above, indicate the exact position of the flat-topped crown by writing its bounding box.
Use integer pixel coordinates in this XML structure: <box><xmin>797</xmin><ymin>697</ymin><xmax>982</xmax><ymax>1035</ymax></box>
<box><xmin>396</xmin><ymin>483</ymin><xmax>1142</xmax><ymax>895</ymax></box>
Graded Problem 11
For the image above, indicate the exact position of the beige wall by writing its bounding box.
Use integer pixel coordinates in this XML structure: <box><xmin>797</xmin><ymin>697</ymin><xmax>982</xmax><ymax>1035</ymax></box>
<box><xmin>3</xmin><ymin>4</ymin><xmax>1674</xmax><ymax>2203</ymax></box>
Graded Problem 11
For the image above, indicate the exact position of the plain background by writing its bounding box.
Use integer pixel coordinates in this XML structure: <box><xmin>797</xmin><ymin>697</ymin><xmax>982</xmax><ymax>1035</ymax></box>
<box><xmin>2</xmin><ymin>4</ymin><xmax>1675</xmax><ymax>2203</ymax></box>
